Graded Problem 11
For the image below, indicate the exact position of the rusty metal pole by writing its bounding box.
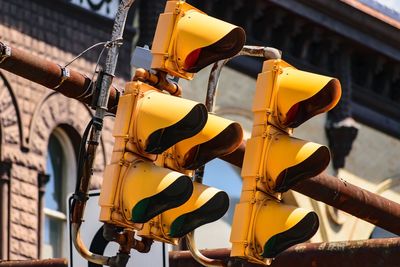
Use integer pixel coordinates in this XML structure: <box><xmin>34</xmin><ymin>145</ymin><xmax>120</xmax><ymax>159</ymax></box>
<box><xmin>1</xmin><ymin>41</ymin><xmax>400</xmax><ymax>236</ymax></box>
<box><xmin>169</xmin><ymin>238</ymin><xmax>400</xmax><ymax>267</ymax></box>
<box><xmin>293</xmin><ymin>171</ymin><xmax>400</xmax><ymax>235</ymax></box>
<box><xmin>0</xmin><ymin>42</ymin><xmax>120</xmax><ymax>112</ymax></box>
<box><xmin>0</xmin><ymin>259</ymin><xmax>68</xmax><ymax>267</ymax></box>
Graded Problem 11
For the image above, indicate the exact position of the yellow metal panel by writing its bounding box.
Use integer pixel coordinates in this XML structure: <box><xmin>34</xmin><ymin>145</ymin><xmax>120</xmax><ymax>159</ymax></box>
<box><xmin>112</xmin><ymin>93</ymin><xmax>134</xmax><ymax>137</ymax></box>
<box><xmin>151</xmin><ymin>12</ymin><xmax>176</xmax><ymax>71</ymax></box>
<box><xmin>241</xmin><ymin>136</ymin><xmax>264</xmax><ymax>179</ymax></box>
<box><xmin>99</xmin><ymin>163</ymin><xmax>121</xmax><ymax>222</ymax></box>
<box><xmin>252</xmin><ymin>71</ymin><xmax>273</xmax><ymax>115</ymax></box>
<box><xmin>230</xmin><ymin>202</ymin><xmax>253</xmax><ymax>257</ymax></box>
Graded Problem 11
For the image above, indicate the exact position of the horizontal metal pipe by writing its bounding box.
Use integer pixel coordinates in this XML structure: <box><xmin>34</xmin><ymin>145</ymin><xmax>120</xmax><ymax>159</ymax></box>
<box><xmin>293</xmin><ymin>172</ymin><xmax>400</xmax><ymax>235</ymax></box>
<box><xmin>0</xmin><ymin>42</ymin><xmax>120</xmax><ymax>112</ymax></box>
<box><xmin>0</xmin><ymin>259</ymin><xmax>68</xmax><ymax>267</ymax></box>
<box><xmin>221</xmin><ymin>143</ymin><xmax>400</xmax><ymax>235</ymax></box>
<box><xmin>2</xmin><ymin>41</ymin><xmax>400</xmax><ymax>236</ymax></box>
<box><xmin>169</xmin><ymin>238</ymin><xmax>400</xmax><ymax>267</ymax></box>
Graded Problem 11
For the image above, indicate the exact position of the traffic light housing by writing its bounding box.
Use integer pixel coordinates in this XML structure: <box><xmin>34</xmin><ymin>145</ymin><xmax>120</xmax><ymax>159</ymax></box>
<box><xmin>99</xmin><ymin>81</ymin><xmax>208</xmax><ymax>228</ymax></box>
<box><xmin>253</xmin><ymin>60</ymin><xmax>341</xmax><ymax>130</ymax></box>
<box><xmin>139</xmin><ymin>114</ymin><xmax>243</xmax><ymax>244</ymax></box>
<box><xmin>151</xmin><ymin>0</ymin><xmax>245</xmax><ymax>79</ymax></box>
<box><xmin>113</xmin><ymin>81</ymin><xmax>208</xmax><ymax>157</ymax></box>
<box><xmin>230</xmin><ymin>59</ymin><xmax>341</xmax><ymax>265</ymax></box>
<box><xmin>243</xmin><ymin>126</ymin><xmax>330</xmax><ymax>194</ymax></box>
<box><xmin>99</xmin><ymin>155</ymin><xmax>193</xmax><ymax>227</ymax></box>
<box><xmin>231</xmin><ymin>191</ymin><xmax>319</xmax><ymax>262</ymax></box>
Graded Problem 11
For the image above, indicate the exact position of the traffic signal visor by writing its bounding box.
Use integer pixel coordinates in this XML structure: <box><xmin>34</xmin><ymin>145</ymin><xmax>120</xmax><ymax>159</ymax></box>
<box><xmin>254</xmin><ymin>198</ymin><xmax>319</xmax><ymax>260</ymax></box>
<box><xmin>114</xmin><ymin>81</ymin><xmax>208</xmax><ymax>155</ymax></box>
<box><xmin>151</xmin><ymin>1</ymin><xmax>245</xmax><ymax>79</ymax></box>
<box><xmin>121</xmin><ymin>156</ymin><xmax>193</xmax><ymax>224</ymax></box>
<box><xmin>230</xmin><ymin>192</ymin><xmax>319</xmax><ymax>265</ymax></box>
<box><xmin>139</xmin><ymin>182</ymin><xmax>229</xmax><ymax>244</ymax></box>
<box><xmin>254</xmin><ymin>60</ymin><xmax>341</xmax><ymax>129</ymax></box>
<box><xmin>171</xmin><ymin>114</ymin><xmax>243</xmax><ymax>170</ymax></box>
<box><xmin>242</xmin><ymin>126</ymin><xmax>330</xmax><ymax>193</ymax></box>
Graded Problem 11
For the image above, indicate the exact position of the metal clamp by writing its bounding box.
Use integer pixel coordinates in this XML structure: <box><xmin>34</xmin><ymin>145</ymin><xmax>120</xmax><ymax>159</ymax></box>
<box><xmin>0</xmin><ymin>43</ymin><xmax>11</xmax><ymax>64</ymax></box>
<box><xmin>53</xmin><ymin>65</ymin><xmax>70</xmax><ymax>89</ymax></box>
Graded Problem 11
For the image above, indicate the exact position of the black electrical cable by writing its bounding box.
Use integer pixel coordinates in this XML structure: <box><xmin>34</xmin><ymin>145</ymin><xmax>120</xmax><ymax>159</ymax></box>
<box><xmin>70</xmin><ymin>118</ymin><xmax>93</xmax><ymax>217</ymax></box>
<box><xmin>70</xmin><ymin>113</ymin><xmax>116</xmax><ymax>217</ymax></box>
<box><xmin>75</xmin><ymin>119</ymin><xmax>94</xmax><ymax>194</ymax></box>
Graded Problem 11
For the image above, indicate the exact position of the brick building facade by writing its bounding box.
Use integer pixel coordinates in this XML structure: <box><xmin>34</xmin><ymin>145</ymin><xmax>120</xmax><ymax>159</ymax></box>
<box><xmin>0</xmin><ymin>0</ymin><xmax>135</xmax><ymax>259</ymax></box>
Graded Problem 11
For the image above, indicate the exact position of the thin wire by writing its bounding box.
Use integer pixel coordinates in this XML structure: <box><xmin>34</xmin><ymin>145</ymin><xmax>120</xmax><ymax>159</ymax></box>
<box><xmin>64</xmin><ymin>41</ymin><xmax>107</xmax><ymax>68</ymax></box>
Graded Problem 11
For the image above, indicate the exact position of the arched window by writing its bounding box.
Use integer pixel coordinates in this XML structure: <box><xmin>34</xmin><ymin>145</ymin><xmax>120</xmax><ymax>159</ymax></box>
<box><xmin>43</xmin><ymin>128</ymin><xmax>77</xmax><ymax>258</ymax></box>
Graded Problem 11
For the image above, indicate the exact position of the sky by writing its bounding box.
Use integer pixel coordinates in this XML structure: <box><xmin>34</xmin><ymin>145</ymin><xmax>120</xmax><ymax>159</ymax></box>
<box><xmin>360</xmin><ymin>0</ymin><xmax>400</xmax><ymax>19</ymax></box>
<box><xmin>374</xmin><ymin>0</ymin><xmax>400</xmax><ymax>12</ymax></box>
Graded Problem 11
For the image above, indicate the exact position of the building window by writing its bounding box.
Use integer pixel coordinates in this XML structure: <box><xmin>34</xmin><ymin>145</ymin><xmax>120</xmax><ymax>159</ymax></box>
<box><xmin>43</xmin><ymin>129</ymin><xmax>77</xmax><ymax>258</ymax></box>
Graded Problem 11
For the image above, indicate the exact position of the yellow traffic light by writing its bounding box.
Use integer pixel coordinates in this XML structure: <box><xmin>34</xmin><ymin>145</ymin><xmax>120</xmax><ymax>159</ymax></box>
<box><xmin>230</xmin><ymin>59</ymin><xmax>342</xmax><ymax>264</ymax></box>
<box><xmin>157</xmin><ymin>114</ymin><xmax>243</xmax><ymax>172</ymax></box>
<box><xmin>242</xmin><ymin>126</ymin><xmax>330</xmax><ymax>194</ymax></box>
<box><xmin>99</xmin><ymin>154</ymin><xmax>193</xmax><ymax>226</ymax></box>
<box><xmin>230</xmin><ymin>191</ymin><xmax>318</xmax><ymax>264</ymax></box>
<box><xmin>112</xmin><ymin>81</ymin><xmax>207</xmax><ymax>157</ymax></box>
<box><xmin>139</xmin><ymin>182</ymin><xmax>229</xmax><ymax>244</ymax></box>
<box><xmin>99</xmin><ymin>81</ymin><xmax>209</xmax><ymax>229</ymax></box>
<box><xmin>248</xmin><ymin>59</ymin><xmax>341</xmax><ymax>195</ymax></box>
<box><xmin>253</xmin><ymin>59</ymin><xmax>341</xmax><ymax>130</ymax></box>
<box><xmin>151</xmin><ymin>0</ymin><xmax>245</xmax><ymax>79</ymax></box>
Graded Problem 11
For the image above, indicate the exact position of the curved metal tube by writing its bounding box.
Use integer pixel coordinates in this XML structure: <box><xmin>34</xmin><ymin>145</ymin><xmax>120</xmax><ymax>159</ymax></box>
<box><xmin>186</xmin><ymin>231</ymin><xmax>226</xmax><ymax>267</ymax></box>
<box><xmin>206</xmin><ymin>45</ymin><xmax>282</xmax><ymax>114</ymax></box>
<box><xmin>239</xmin><ymin>45</ymin><xmax>282</xmax><ymax>59</ymax></box>
<box><xmin>72</xmin><ymin>223</ymin><xmax>110</xmax><ymax>265</ymax></box>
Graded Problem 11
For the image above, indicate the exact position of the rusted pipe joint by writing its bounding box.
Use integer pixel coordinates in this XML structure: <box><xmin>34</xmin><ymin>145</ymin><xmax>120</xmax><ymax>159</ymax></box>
<box><xmin>133</xmin><ymin>68</ymin><xmax>182</xmax><ymax>96</ymax></box>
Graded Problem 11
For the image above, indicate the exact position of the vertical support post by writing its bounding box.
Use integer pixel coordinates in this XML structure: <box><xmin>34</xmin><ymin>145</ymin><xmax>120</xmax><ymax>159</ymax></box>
<box><xmin>37</xmin><ymin>173</ymin><xmax>50</xmax><ymax>259</ymax></box>
<box><xmin>0</xmin><ymin>162</ymin><xmax>11</xmax><ymax>260</ymax></box>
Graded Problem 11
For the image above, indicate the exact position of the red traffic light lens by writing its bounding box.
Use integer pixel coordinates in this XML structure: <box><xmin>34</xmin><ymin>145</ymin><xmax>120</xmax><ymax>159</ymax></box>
<box><xmin>184</xmin><ymin>48</ymin><xmax>201</xmax><ymax>70</ymax></box>
<box><xmin>285</xmin><ymin>103</ymin><xmax>300</xmax><ymax>127</ymax></box>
